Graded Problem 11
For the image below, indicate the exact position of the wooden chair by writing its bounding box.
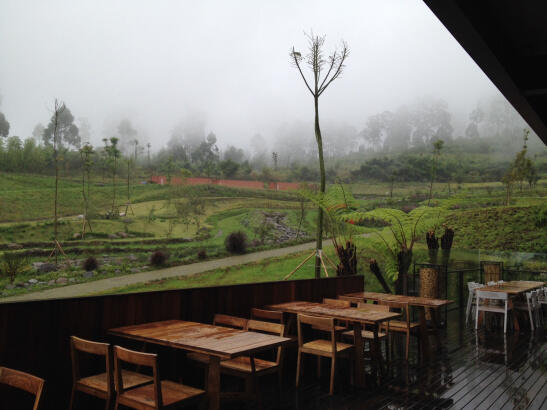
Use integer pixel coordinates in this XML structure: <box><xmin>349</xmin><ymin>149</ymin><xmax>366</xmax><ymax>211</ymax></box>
<box><xmin>481</xmin><ymin>261</ymin><xmax>503</xmax><ymax>283</ymax></box>
<box><xmin>186</xmin><ymin>314</ymin><xmax>248</xmax><ymax>380</ymax></box>
<box><xmin>341</xmin><ymin>303</ymin><xmax>389</xmax><ymax>351</ymax></box>
<box><xmin>113</xmin><ymin>345</ymin><xmax>205</xmax><ymax>409</ymax></box>
<box><xmin>475</xmin><ymin>290</ymin><xmax>513</xmax><ymax>334</ymax></box>
<box><xmin>379</xmin><ymin>301</ymin><xmax>419</xmax><ymax>361</ymax></box>
<box><xmin>320</xmin><ymin>298</ymin><xmax>351</xmax><ymax>332</ymax></box>
<box><xmin>296</xmin><ymin>314</ymin><xmax>354</xmax><ymax>395</ymax></box>
<box><xmin>0</xmin><ymin>366</ymin><xmax>45</xmax><ymax>410</ymax></box>
<box><xmin>219</xmin><ymin>319</ymin><xmax>285</xmax><ymax>407</ymax></box>
<box><xmin>69</xmin><ymin>336</ymin><xmax>152</xmax><ymax>410</ymax></box>
<box><xmin>250</xmin><ymin>308</ymin><xmax>284</xmax><ymax>325</ymax></box>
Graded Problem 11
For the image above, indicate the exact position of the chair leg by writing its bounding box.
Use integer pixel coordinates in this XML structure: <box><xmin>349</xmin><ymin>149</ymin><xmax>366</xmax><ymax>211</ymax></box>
<box><xmin>528</xmin><ymin>303</ymin><xmax>535</xmax><ymax>331</ymax></box>
<box><xmin>105</xmin><ymin>396</ymin><xmax>111</xmax><ymax>410</ymax></box>
<box><xmin>466</xmin><ymin>295</ymin><xmax>473</xmax><ymax>325</ymax></box>
<box><xmin>329</xmin><ymin>356</ymin><xmax>336</xmax><ymax>396</ymax></box>
<box><xmin>68</xmin><ymin>387</ymin><xmax>76</xmax><ymax>410</ymax></box>
<box><xmin>405</xmin><ymin>332</ymin><xmax>410</xmax><ymax>361</ymax></box>
<box><xmin>296</xmin><ymin>350</ymin><xmax>302</xmax><ymax>387</ymax></box>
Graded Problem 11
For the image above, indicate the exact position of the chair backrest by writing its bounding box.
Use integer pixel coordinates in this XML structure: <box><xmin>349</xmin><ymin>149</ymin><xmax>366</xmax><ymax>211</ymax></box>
<box><xmin>487</xmin><ymin>281</ymin><xmax>497</xmax><ymax>286</ymax></box>
<box><xmin>526</xmin><ymin>291</ymin><xmax>539</xmax><ymax>308</ymax></box>
<box><xmin>357</xmin><ymin>302</ymin><xmax>390</xmax><ymax>312</ymax></box>
<box><xmin>379</xmin><ymin>300</ymin><xmax>411</xmax><ymax>327</ymax></box>
<box><xmin>297</xmin><ymin>314</ymin><xmax>336</xmax><ymax>350</ymax></box>
<box><xmin>0</xmin><ymin>366</ymin><xmax>45</xmax><ymax>410</ymax></box>
<box><xmin>250</xmin><ymin>308</ymin><xmax>284</xmax><ymax>324</ymax></box>
<box><xmin>322</xmin><ymin>298</ymin><xmax>351</xmax><ymax>308</ymax></box>
<box><xmin>114</xmin><ymin>346</ymin><xmax>161</xmax><ymax>408</ymax></box>
<box><xmin>213</xmin><ymin>314</ymin><xmax>248</xmax><ymax>330</ymax></box>
<box><xmin>468</xmin><ymin>282</ymin><xmax>483</xmax><ymax>292</ymax></box>
<box><xmin>482</xmin><ymin>261</ymin><xmax>503</xmax><ymax>283</ymax></box>
<box><xmin>476</xmin><ymin>290</ymin><xmax>509</xmax><ymax>301</ymax></box>
<box><xmin>70</xmin><ymin>336</ymin><xmax>112</xmax><ymax>392</ymax></box>
<box><xmin>247</xmin><ymin>319</ymin><xmax>285</xmax><ymax>364</ymax></box>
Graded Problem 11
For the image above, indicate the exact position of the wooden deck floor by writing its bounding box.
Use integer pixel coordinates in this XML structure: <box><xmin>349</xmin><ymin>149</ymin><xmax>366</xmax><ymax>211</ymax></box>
<box><xmin>226</xmin><ymin>310</ymin><xmax>547</xmax><ymax>410</ymax></box>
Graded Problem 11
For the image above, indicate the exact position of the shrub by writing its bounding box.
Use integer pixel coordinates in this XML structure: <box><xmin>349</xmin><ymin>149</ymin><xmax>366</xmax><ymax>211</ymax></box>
<box><xmin>150</xmin><ymin>250</ymin><xmax>168</xmax><ymax>266</ymax></box>
<box><xmin>197</xmin><ymin>249</ymin><xmax>207</xmax><ymax>260</ymax></box>
<box><xmin>1</xmin><ymin>252</ymin><xmax>30</xmax><ymax>284</ymax></box>
<box><xmin>225</xmin><ymin>231</ymin><xmax>247</xmax><ymax>254</ymax></box>
<box><xmin>82</xmin><ymin>256</ymin><xmax>99</xmax><ymax>271</ymax></box>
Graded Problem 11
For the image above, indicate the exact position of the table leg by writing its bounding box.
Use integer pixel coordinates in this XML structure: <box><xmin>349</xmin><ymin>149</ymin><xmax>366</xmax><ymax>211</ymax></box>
<box><xmin>418</xmin><ymin>307</ymin><xmax>430</xmax><ymax>362</ymax></box>
<box><xmin>371</xmin><ymin>323</ymin><xmax>384</xmax><ymax>383</ymax></box>
<box><xmin>431</xmin><ymin>308</ymin><xmax>441</xmax><ymax>352</ymax></box>
<box><xmin>353</xmin><ymin>322</ymin><xmax>365</xmax><ymax>388</ymax></box>
<box><xmin>207</xmin><ymin>356</ymin><xmax>221</xmax><ymax>410</ymax></box>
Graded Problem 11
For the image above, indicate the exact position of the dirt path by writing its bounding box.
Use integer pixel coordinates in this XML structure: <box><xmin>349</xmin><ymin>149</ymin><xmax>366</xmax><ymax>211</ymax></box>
<box><xmin>0</xmin><ymin>241</ymin><xmax>318</xmax><ymax>303</ymax></box>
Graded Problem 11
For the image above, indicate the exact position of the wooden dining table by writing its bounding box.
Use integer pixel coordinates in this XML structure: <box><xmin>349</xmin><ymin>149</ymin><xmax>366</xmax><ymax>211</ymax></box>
<box><xmin>267</xmin><ymin>301</ymin><xmax>400</xmax><ymax>388</ymax></box>
<box><xmin>339</xmin><ymin>292</ymin><xmax>453</xmax><ymax>360</ymax></box>
<box><xmin>108</xmin><ymin>320</ymin><xmax>291</xmax><ymax>410</ymax></box>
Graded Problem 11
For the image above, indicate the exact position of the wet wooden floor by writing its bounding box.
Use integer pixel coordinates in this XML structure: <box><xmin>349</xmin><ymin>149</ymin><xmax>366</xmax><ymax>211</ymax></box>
<box><xmin>223</xmin><ymin>310</ymin><xmax>547</xmax><ymax>410</ymax></box>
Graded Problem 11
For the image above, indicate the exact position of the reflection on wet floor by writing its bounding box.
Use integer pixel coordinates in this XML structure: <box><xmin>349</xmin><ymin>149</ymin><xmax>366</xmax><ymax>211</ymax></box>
<box><xmin>222</xmin><ymin>309</ymin><xmax>546</xmax><ymax>409</ymax></box>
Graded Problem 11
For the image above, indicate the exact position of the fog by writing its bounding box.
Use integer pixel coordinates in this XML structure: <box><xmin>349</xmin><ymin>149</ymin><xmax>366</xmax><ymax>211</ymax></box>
<box><xmin>1</xmin><ymin>0</ymin><xmax>501</xmax><ymax>151</ymax></box>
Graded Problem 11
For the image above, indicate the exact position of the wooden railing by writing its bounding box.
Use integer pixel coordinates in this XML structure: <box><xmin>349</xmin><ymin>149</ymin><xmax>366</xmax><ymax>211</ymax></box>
<box><xmin>0</xmin><ymin>275</ymin><xmax>363</xmax><ymax>409</ymax></box>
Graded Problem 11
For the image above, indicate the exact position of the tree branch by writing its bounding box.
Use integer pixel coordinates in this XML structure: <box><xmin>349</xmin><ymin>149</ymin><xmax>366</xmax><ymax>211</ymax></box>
<box><xmin>291</xmin><ymin>47</ymin><xmax>315</xmax><ymax>96</ymax></box>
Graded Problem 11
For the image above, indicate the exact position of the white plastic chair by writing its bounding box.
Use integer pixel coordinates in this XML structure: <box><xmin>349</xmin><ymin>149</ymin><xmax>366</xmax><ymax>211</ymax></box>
<box><xmin>475</xmin><ymin>290</ymin><xmax>512</xmax><ymax>334</ymax></box>
<box><xmin>466</xmin><ymin>282</ymin><xmax>484</xmax><ymax>326</ymax></box>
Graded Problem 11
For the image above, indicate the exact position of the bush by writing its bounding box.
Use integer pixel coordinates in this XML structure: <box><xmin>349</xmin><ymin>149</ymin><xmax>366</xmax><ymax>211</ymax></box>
<box><xmin>150</xmin><ymin>250</ymin><xmax>168</xmax><ymax>266</ymax></box>
<box><xmin>225</xmin><ymin>231</ymin><xmax>247</xmax><ymax>254</ymax></box>
<box><xmin>82</xmin><ymin>256</ymin><xmax>99</xmax><ymax>271</ymax></box>
<box><xmin>1</xmin><ymin>252</ymin><xmax>30</xmax><ymax>284</ymax></box>
<box><xmin>197</xmin><ymin>249</ymin><xmax>207</xmax><ymax>260</ymax></box>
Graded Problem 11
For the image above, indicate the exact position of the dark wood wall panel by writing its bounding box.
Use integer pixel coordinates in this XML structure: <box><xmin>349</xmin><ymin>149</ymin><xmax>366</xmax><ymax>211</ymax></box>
<box><xmin>0</xmin><ymin>275</ymin><xmax>363</xmax><ymax>409</ymax></box>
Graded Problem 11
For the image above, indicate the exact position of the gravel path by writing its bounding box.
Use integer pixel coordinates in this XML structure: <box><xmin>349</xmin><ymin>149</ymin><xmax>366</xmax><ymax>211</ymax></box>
<box><xmin>0</xmin><ymin>241</ymin><xmax>317</xmax><ymax>303</ymax></box>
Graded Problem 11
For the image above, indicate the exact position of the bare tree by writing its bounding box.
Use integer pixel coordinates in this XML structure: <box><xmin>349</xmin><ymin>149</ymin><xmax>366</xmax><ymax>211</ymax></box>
<box><xmin>290</xmin><ymin>32</ymin><xmax>349</xmax><ymax>278</ymax></box>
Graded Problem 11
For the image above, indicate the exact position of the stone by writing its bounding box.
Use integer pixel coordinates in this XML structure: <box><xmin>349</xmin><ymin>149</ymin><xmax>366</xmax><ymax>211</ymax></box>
<box><xmin>73</xmin><ymin>232</ymin><xmax>81</xmax><ymax>239</ymax></box>
<box><xmin>130</xmin><ymin>268</ymin><xmax>140</xmax><ymax>273</ymax></box>
<box><xmin>7</xmin><ymin>243</ymin><xmax>23</xmax><ymax>250</ymax></box>
<box><xmin>83</xmin><ymin>271</ymin><xmax>94</xmax><ymax>278</ymax></box>
<box><xmin>69</xmin><ymin>278</ymin><xmax>77</xmax><ymax>283</ymax></box>
<box><xmin>128</xmin><ymin>254</ymin><xmax>138</xmax><ymax>262</ymax></box>
<box><xmin>108</xmin><ymin>234</ymin><xmax>119</xmax><ymax>239</ymax></box>
<box><xmin>55</xmin><ymin>277</ymin><xmax>68</xmax><ymax>284</ymax></box>
<box><xmin>37</xmin><ymin>263</ymin><xmax>57</xmax><ymax>273</ymax></box>
<box><xmin>115</xmin><ymin>269</ymin><xmax>121</xmax><ymax>275</ymax></box>
<box><xmin>28</xmin><ymin>278</ymin><xmax>38</xmax><ymax>285</ymax></box>
<box><xmin>5</xmin><ymin>284</ymin><xmax>15</xmax><ymax>290</ymax></box>
<box><xmin>117</xmin><ymin>232</ymin><xmax>129</xmax><ymax>238</ymax></box>
<box><xmin>48</xmin><ymin>280</ymin><xmax>56</xmax><ymax>286</ymax></box>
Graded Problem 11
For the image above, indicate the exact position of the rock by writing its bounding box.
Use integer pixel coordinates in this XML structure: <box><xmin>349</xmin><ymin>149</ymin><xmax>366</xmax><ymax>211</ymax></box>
<box><xmin>69</xmin><ymin>278</ymin><xmax>77</xmax><ymax>283</ymax></box>
<box><xmin>38</xmin><ymin>281</ymin><xmax>47</xmax><ymax>285</ymax></box>
<box><xmin>216</xmin><ymin>229</ymin><xmax>223</xmax><ymax>237</ymax></box>
<box><xmin>55</xmin><ymin>277</ymin><xmax>68</xmax><ymax>285</ymax></box>
<box><xmin>38</xmin><ymin>263</ymin><xmax>57</xmax><ymax>273</ymax></box>
<box><xmin>130</xmin><ymin>268</ymin><xmax>140</xmax><ymax>273</ymax></box>
<box><xmin>76</xmin><ymin>214</ymin><xmax>84</xmax><ymax>219</ymax></box>
<box><xmin>5</xmin><ymin>284</ymin><xmax>15</xmax><ymax>290</ymax></box>
<box><xmin>108</xmin><ymin>234</ymin><xmax>119</xmax><ymax>240</ymax></box>
<box><xmin>117</xmin><ymin>232</ymin><xmax>128</xmax><ymax>238</ymax></box>
<box><xmin>83</xmin><ymin>271</ymin><xmax>94</xmax><ymax>278</ymax></box>
<box><xmin>7</xmin><ymin>243</ymin><xmax>23</xmax><ymax>250</ymax></box>
<box><xmin>142</xmin><ymin>266</ymin><xmax>149</xmax><ymax>269</ymax></box>
<box><xmin>73</xmin><ymin>232</ymin><xmax>81</xmax><ymax>239</ymax></box>
<box><xmin>115</xmin><ymin>269</ymin><xmax>121</xmax><ymax>275</ymax></box>
<box><xmin>48</xmin><ymin>280</ymin><xmax>55</xmax><ymax>286</ymax></box>
<box><xmin>23</xmin><ymin>282</ymin><xmax>29</xmax><ymax>288</ymax></box>
<box><xmin>28</xmin><ymin>279</ymin><xmax>38</xmax><ymax>285</ymax></box>
<box><xmin>128</xmin><ymin>254</ymin><xmax>138</xmax><ymax>262</ymax></box>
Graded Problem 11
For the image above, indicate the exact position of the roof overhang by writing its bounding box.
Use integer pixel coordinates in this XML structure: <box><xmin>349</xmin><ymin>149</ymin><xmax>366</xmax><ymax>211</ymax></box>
<box><xmin>423</xmin><ymin>0</ymin><xmax>547</xmax><ymax>145</ymax></box>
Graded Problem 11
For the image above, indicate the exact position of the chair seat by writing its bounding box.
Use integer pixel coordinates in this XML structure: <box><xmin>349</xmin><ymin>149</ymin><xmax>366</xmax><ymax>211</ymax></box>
<box><xmin>382</xmin><ymin>321</ymin><xmax>419</xmax><ymax>331</ymax></box>
<box><xmin>77</xmin><ymin>370</ymin><xmax>152</xmax><ymax>392</ymax></box>
<box><xmin>220</xmin><ymin>356</ymin><xmax>278</xmax><ymax>374</ymax></box>
<box><xmin>478</xmin><ymin>305</ymin><xmax>511</xmax><ymax>313</ymax></box>
<box><xmin>120</xmin><ymin>380</ymin><xmax>205</xmax><ymax>407</ymax></box>
<box><xmin>312</xmin><ymin>325</ymin><xmax>347</xmax><ymax>333</ymax></box>
<box><xmin>302</xmin><ymin>339</ymin><xmax>353</xmax><ymax>353</ymax></box>
<box><xmin>341</xmin><ymin>329</ymin><xmax>387</xmax><ymax>340</ymax></box>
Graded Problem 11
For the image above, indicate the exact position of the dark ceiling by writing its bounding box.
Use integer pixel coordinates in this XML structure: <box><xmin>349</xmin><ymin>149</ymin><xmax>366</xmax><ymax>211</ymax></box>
<box><xmin>424</xmin><ymin>0</ymin><xmax>547</xmax><ymax>145</ymax></box>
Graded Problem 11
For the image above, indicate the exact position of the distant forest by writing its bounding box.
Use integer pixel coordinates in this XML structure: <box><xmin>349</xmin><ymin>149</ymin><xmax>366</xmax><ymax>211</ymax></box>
<box><xmin>0</xmin><ymin>95</ymin><xmax>545</xmax><ymax>184</ymax></box>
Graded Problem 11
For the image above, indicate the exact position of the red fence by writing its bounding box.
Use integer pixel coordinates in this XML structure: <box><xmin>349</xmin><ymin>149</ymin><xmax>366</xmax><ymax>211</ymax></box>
<box><xmin>149</xmin><ymin>175</ymin><xmax>301</xmax><ymax>191</ymax></box>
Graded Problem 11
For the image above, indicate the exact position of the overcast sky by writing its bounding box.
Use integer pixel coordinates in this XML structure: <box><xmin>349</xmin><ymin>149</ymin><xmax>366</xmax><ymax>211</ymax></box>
<box><xmin>0</xmin><ymin>0</ymin><xmax>501</xmax><ymax>149</ymax></box>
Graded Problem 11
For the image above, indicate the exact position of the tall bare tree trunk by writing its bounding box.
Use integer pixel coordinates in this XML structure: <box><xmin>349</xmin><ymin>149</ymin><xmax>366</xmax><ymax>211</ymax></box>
<box><xmin>314</xmin><ymin>96</ymin><xmax>325</xmax><ymax>278</ymax></box>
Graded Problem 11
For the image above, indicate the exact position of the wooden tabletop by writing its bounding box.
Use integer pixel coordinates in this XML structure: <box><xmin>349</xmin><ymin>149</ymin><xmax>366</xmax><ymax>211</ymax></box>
<box><xmin>267</xmin><ymin>301</ymin><xmax>400</xmax><ymax>323</ymax></box>
<box><xmin>479</xmin><ymin>281</ymin><xmax>545</xmax><ymax>295</ymax></box>
<box><xmin>108</xmin><ymin>320</ymin><xmax>290</xmax><ymax>360</ymax></box>
<box><xmin>339</xmin><ymin>292</ymin><xmax>453</xmax><ymax>308</ymax></box>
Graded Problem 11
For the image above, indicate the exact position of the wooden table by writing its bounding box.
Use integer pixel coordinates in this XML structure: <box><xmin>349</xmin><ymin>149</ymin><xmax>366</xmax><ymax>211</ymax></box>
<box><xmin>476</xmin><ymin>281</ymin><xmax>544</xmax><ymax>330</ymax></box>
<box><xmin>479</xmin><ymin>281</ymin><xmax>544</xmax><ymax>294</ymax></box>
<box><xmin>267</xmin><ymin>301</ymin><xmax>400</xmax><ymax>388</ymax></box>
<box><xmin>339</xmin><ymin>292</ymin><xmax>454</xmax><ymax>361</ymax></box>
<box><xmin>109</xmin><ymin>320</ymin><xmax>290</xmax><ymax>410</ymax></box>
